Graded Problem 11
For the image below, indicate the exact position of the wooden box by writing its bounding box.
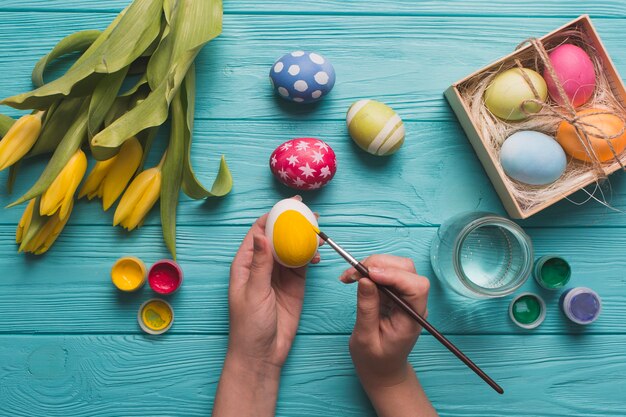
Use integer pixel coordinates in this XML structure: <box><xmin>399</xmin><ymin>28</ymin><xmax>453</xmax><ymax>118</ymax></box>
<box><xmin>445</xmin><ymin>15</ymin><xmax>626</xmax><ymax>219</ymax></box>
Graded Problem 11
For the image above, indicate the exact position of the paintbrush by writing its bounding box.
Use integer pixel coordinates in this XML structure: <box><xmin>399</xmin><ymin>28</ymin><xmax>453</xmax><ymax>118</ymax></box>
<box><xmin>313</xmin><ymin>226</ymin><xmax>504</xmax><ymax>395</ymax></box>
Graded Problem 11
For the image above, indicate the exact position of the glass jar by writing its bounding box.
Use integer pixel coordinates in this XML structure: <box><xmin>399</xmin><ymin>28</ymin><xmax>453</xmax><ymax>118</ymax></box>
<box><xmin>431</xmin><ymin>212</ymin><xmax>533</xmax><ymax>298</ymax></box>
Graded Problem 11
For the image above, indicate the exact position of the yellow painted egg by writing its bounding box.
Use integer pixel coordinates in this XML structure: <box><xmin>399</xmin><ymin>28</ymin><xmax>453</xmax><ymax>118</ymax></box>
<box><xmin>265</xmin><ymin>199</ymin><xmax>319</xmax><ymax>268</ymax></box>
<box><xmin>484</xmin><ymin>68</ymin><xmax>548</xmax><ymax>121</ymax></box>
<box><xmin>556</xmin><ymin>108</ymin><xmax>626</xmax><ymax>162</ymax></box>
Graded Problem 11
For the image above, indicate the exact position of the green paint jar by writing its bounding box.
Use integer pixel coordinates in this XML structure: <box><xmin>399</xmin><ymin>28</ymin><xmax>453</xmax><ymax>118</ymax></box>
<box><xmin>509</xmin><ymin>292</ymin><xmax>546</xmax><ymax>329</ymax></box>
<box><xmin>533</xmin><ymin>255</ymin><xmax>571</xmax><ymax>290</ymax></box>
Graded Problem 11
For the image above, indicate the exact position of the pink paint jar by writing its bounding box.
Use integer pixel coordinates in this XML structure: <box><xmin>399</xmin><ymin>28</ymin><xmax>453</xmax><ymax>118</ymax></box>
<box><xmin>148</xmin><ymin>260</ymin><xmax>183</xmax><ymax>295</ymax></box>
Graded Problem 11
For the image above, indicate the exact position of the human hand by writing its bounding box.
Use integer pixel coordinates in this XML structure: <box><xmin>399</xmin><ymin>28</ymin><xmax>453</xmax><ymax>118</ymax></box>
<box><xmin>340</xmin><ymin>255</ymin><xmax>429</xmax><ymax>389</ymax></box>
<box><xmin>227</xmin><ymin>206</ymin><xmax>320</xmax><ymax>371</ymax></box>
<box><xmin>213</xmin><ymin>199</ymin><xmax>321</xmax><ymax>417</ymax></box>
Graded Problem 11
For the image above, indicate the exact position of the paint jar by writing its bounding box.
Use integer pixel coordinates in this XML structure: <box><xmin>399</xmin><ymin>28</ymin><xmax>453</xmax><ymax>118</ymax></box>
<box><xmin>533</xmin><ymin>255</ymin><xmax>571</xmax><ymax>290</ymax></box>
<box><xmin>509</xmin><ymin>292</ymin><xmax>546</xmax><ymax>329</ymax></box>
<box><xmin>431</xmin><ymin>212</ymin><xmax>533</xmax><ymax>298</ymax></box>
<box><xmin>111</xmin><ymin>256</ymin><xmax>147</xmax><ymax>292</ymax></box>
<box><xmin>138</xmin><ymin>298</ymin><xmax>174</xmax><ymax>335</ymax></box>
<box><xmin>149</xmin><ymin>260</ymin><xmax>184</xmax><ymax>295</ymax></box>
<box><xmin>560</xmin><ymin>287</ymin><xmax>602</xmax><ymax>325</ymax></box>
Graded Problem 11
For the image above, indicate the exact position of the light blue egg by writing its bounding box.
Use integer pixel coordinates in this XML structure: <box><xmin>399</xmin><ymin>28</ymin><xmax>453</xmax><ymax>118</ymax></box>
<box><xmin>269</xmin><ymin>51</ymin><xmax>336</xmax><ymax>104</ymax></box>
<box><xmin>500</xmin><ymin>131</ymin><xmax>567</xmax><ymax>186</ymax></box>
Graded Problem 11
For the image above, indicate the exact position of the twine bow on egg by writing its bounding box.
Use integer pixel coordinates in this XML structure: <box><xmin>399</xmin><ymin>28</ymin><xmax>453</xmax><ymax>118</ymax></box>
<box><xmin>514</xmin><ymin>37</ymin><xmax>626</xmax><ymax>176</ymax></box>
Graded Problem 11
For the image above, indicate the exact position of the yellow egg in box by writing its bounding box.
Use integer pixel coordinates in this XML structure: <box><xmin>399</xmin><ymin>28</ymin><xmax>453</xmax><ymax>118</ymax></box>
<box><xmin>265</xmin><ymin>199</ymin><xmax>319</xmax><ymax>268</ymax></box>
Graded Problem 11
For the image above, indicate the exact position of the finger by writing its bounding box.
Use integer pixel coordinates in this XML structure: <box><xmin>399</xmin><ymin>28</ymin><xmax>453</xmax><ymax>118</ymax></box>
<box><xmin>245</xmin><ymin>234</ymin><xmax>275</xmax><ymax>297</ymax></box>
<box><xmin>230</xmin><ymin>214</ymin><xmax>269</xmax><ymax>289</ymax></box>
<box><xmin>310</xmin><ymin>252</ymin><xmax>321</xmax><ymax>264</ymax></box>
<box><xmin>354</xmin><ymin>278</ymin><xmax>381</xmax><ymax>336</ymax></box>
<box><xmin>339</xmin><ymin>255</ymin><xmax>416</xmax><ymax>283</ymax></box>
<box><xmin>368</xmin><ymin>268</ymin><xmax>429</xmax><ymax>316</ymax></box>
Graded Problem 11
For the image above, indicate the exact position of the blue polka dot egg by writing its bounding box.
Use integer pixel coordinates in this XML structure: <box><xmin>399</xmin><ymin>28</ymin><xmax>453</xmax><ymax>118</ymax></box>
<box><xmin>269</xmin><ymin>51</ymin><xmax>335</xmax><ymax>103</ymax></box>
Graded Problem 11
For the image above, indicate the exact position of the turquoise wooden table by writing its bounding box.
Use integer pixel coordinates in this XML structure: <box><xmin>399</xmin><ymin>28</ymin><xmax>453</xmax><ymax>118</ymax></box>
<box><xmin>2</xmin><ymin>1</ymin><xmax>626</xmax><ymax>416</ymax></box>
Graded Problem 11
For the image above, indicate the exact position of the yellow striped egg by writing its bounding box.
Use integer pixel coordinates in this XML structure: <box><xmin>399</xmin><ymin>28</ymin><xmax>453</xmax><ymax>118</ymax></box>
<box><xmin>346</xmin><ymin>100</ymin><xmax>405</xmax><ymax>156</ymax></box>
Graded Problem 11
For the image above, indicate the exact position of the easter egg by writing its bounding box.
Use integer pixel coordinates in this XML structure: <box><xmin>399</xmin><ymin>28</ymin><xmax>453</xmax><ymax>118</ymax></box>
<box><xmin>346</xmin><ymin>100</ymin><xmax>405</xmax><ymax>156</ymax></box>
<box><xmin>484</xmin><ymin>68</ymin><xmax>548</xmax><ymax>121</ymax></box>
<box><xmin>269</xmin><ymin>51</ymin><xmax>336</xmax><ymax>103</ymax></box>
<box><xmin>544</xmin><ymin>44</ymin><xmax>595</xmax><ymax>108</ymax></box>
<box><xmin>500</xmin><ymin>131</ymin><xmax>567</xmax><ymax>185</ymax></box>
<box><xmin>556</xmin><ymin>108</ymin><xmax>626</xmax><ymax>162</ymax></box>
<box><xmin>270</xmin><ymin>138</ymin><xmax>337</xmax><ymax>190</ymax></box>
<box><xmin>266</xmin><ymin>198</ymin><xmax>319</xmax><ymax>268</ymax></box>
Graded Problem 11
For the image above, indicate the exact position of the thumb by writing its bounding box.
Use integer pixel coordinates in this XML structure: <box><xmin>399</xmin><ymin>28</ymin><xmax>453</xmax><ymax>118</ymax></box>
<box><xmin>355</xmin><ymin>278</ymin><xmax>380</xmax><ymax>336</ymax></box>
<box><xmin>246</xmin><ymin>234</ymin><xmax>274</xmax><ymax>296</ymax></box>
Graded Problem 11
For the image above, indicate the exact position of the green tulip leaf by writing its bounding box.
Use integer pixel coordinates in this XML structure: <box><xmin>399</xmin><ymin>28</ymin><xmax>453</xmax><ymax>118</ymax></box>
<box><xmin>28</xmin><ymin>98</ymin><xmax>84</xmax><ymax>158</ymax></box>
<box><xmin>161</xmin><ymin>91</ymin><xmax>185</xmax><ymax>259</ymax></box>
<box><xmin>91</xmin><ymin>0</ymin><xmax>222</xmax><ymax>152</ymax></box>
<box><xmin>1</xmin><ymin>0</ymin><xmax>163</xmax><ymax>110</ymax></box>
<box><xmin>0</xmin><ymin>114</ymin><xmax>16</xmax><ymax>137</ymax></box>
<box><xmin>7</xmin><ymin>160</ymin><xmax>21</xmax><ymax>194</ymax></box>
<box><xmin>88</xmin><ymin>66</ymin><xmax>130</xmax><ymax>139</ymax></box>
<box><xmin>137</xmin><ymin>126</ymin><xmax>159</xmax><ymax>171</ymax></box>
<box><xmin>180</xmin><ymin>64</ymin><xmax>232</xmax><ymax>198</ymax></box>
<box><xmin>32</xmin><ymin>30</ymin><xmax>102</xmax><ymax>88</ymax></box>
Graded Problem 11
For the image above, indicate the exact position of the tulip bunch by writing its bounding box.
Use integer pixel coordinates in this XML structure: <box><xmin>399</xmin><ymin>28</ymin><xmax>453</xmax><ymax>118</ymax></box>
<box><xmin>0</xmin><ymin>0</ymin><xmax>232</xmax><ymax>257</ymax></box>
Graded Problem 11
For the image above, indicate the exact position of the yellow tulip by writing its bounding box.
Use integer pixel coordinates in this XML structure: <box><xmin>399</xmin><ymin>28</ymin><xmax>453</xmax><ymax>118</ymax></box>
<box><xmin>78</xmin><ymin>137</ymin><xmax>143</xmax><ymax>210</ymax></box>
<box><xmin>0</xmin><ymin>112</ymin><xmax>44</xmax><ymax>171</ymax></box>
<box><xmin>40</xmin><ymin>149</ymin><xmax>87</xmax><ymax>220</ymax></box>
<box><xmin>17</xmin><ymin>199</ymin><xmax>73</xmax><ymax>255</ymax></box>
<box><xmin>113</xmin><ymin>167</ymin><xmax>162</xmax><ymax>231</ymax></box>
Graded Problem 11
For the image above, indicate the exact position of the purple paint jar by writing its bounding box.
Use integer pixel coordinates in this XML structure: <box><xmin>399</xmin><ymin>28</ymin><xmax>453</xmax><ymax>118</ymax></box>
<box><xmin>559</xmin><ymin>287</ymin><xmax>602</xmax><ymax>325</ymax></box>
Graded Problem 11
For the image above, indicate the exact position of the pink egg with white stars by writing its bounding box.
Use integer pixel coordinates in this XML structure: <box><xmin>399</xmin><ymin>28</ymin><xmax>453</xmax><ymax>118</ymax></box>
<box><xmin>270</xmin><ymin>138</ymin><xmax>337</xmax><ymax>190</ymax></box>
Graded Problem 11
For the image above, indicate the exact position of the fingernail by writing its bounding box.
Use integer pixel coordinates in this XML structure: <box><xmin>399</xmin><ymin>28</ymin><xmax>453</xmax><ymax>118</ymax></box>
<box><xmin>293</xmin><ymin>195</ymin><xmax>302</xmax><ymax>201</ymax></box>
<box><xmin>369</xmin><ymin>267</ymin><xmax>384</xmax><ymax>275</ymax></box>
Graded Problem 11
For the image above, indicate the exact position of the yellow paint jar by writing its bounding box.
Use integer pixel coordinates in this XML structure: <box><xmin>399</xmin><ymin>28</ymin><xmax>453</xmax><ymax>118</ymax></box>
<box><xmin>111</xmin><ymin>256</ymin><xmax>146</xmax><ymax>292</ymax></box>
<box><xmin>138</xmin><ymin>298</ymin><xmax>174</xmax><ymax>335</ymax></box>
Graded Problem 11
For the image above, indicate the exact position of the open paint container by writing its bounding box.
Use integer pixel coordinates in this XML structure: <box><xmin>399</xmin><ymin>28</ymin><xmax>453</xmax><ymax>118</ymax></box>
<box><xmin>138</xmin><ymin>298</ymin><xmax>174</xmax><ymax>335</ymax></box>
<box><xmin>148</xmin><ymin>260</ymin><xmax>183</xmax><ymax>295</ymax></box>
<box><xmin>560</xmin><ymin>287</ymin><xmax>602</xmax><ymax>325</ymax></box>
<box><xmin>509</xmin><ymin>292</ymin><xmax>546</xmax><ymax>329</ymax></box>
<box><xmin>533</xmin><ymin>255</ymin><xmax>571</xmax><ymax>290</ymax></box>
<box><xmin>111</xmin><ymin>256</ymin><xmax>147</xmax><ymax>292</ymax></box>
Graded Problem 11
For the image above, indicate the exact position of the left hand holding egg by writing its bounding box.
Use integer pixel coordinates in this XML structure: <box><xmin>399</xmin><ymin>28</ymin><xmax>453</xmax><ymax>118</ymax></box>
<box><xmin>224</xmin><ymin>197</ymin><xmax>322</xmax><ymax>378</ymax></box>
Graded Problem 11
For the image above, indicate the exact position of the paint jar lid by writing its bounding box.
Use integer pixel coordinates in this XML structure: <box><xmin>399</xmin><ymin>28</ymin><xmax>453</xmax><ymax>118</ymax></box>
<box><xmin>111</xmin><ymin>256</ymin><xmax>147</xmax><ymax>292</ymax></box>
<box><xmin>509</xmin><ymin>292</ymin><xmax>546</xmax><ymax>329</ymax></box>
<box><xmin>560</xmin><ymin>287</ymin><xmax>602</xmax><ymax>325</ymax></box>
<box><xmin>148</xmin><ymin>260</ymin><xmax>184</xmax><ymax>295</ymax></box>
<box><xmin>138</xmin><ymin>298</ymin><xmax>174</xmax><ymax>335</ymax></box>
<box><xmin>533</xmin><ymin>255</ymin><xmax>571</xmax><ymax>290</ymax></box>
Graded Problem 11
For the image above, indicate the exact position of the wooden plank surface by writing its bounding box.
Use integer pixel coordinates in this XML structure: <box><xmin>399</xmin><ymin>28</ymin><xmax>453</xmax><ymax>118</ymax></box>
<box><xmin>1</xmin><ymin>334</ymin><xmax>625</xmax><ymax>417</ymax></box>
<box><xmin>1</xmin><ymin>14</ymin><xmax>626</xmax><ymax>123</ymax></box>
<box><xmin>2</xmin><ymin>1</ymin><xmax>626</xmax><ymax>18</ymax></box>
<box><xmin>3</xmin><ymin>13</ymin><xmax>626</xmax><ymax>228</ymax></box>
<box><xmin>1</xmin><ymin>224</ymin><xmax>624</xmax><ymax>335</ymax></box>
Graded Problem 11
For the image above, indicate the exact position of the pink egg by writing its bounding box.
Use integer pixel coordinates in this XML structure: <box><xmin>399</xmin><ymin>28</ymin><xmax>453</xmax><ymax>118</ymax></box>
<box><xmin>270</xmin><ymin>138</ymin><xmax>337</xmax><ymax>190</ymax></box>
<box><xmin>543</xmin><ymin>44</ymin><xmax>596</xmax><ymax>108</ymax></box>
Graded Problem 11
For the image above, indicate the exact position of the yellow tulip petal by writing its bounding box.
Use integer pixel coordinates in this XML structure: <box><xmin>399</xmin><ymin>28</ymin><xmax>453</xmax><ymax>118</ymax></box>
<box><xmin>78</xmin><ymin>157</ymin><xmax>117</xmax><ymax>199</ymax></box>
<box><xmin>113</xmin><ymin>168</ymin><xmax>160</xmax><ymax>226</ymax></box>
<box><xmin>102</xmin><ymin>137</ymin><xmax>142</xmax><ymax>210</ymax></box>
<box><xmin>40</xmin><ymin>201</ymin><xmax>73</xmax><ymax>253</ymax></box>
<box><xmin>16</xmin><ymin>199</ymin><xmax>36</xmax><ymax>244</ymax></box>
<box><xmin>124</xmin><ymin>172</ymin><xmax>161</xmax><ymax>231</ymax></box>
<box><xmin>0</xmin><ymin>113</ymin><xmax>43</xmax><ymax>171</ymax></box>
<box><xmin>40</xmin><ymin>150</ymin><xmax>87</xmax><ymax>218</ymax></box>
